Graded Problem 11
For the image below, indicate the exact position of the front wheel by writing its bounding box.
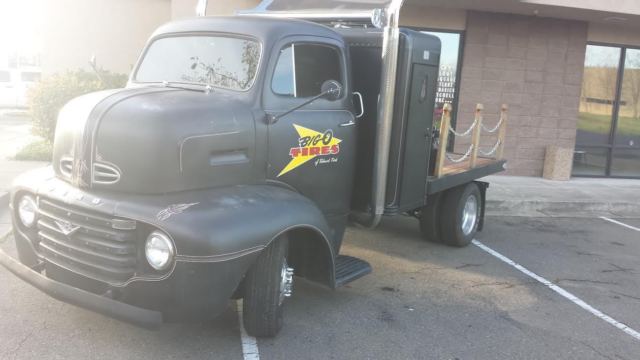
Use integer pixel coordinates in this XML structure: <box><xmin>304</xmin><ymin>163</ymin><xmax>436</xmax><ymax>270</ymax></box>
<box><xmin>440</xmin><ymin>183</ymin><xmax>482</xmax><ymax>247</ymax></box>
<box><xmin>242</xmin><ymin>235</ymin><xmax>293</xmax><ymax>337</ymax></box>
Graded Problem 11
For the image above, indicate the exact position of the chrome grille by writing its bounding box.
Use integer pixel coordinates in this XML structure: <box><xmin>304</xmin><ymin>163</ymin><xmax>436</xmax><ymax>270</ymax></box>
<box><xmin>36</xmin><ymin>198</ymin><xmax>137</xmax><ymax>284</ymax></box>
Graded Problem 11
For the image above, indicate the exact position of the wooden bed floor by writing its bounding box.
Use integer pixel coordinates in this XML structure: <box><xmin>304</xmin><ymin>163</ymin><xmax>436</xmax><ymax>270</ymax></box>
<box><xmin>440</xmin><ymin>157</ymin><xmax>497</xmax><ymax>176</ymax></box>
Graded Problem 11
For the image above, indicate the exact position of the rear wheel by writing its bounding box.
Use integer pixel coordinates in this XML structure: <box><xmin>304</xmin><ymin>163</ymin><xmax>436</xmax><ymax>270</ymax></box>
<box><xmin>440</xmin><ymin>183</ymin><xmax>481</xmax><ymax>247</ymax></box>
<box><xmin>242</xmin><ymin>235</ymin><xmax>293</xmax><ymax>337</ymax></box>
<box><xmin>419</xmin><ymin>193</ymin><xmax>442</xmax><ymax>243</ymax></box>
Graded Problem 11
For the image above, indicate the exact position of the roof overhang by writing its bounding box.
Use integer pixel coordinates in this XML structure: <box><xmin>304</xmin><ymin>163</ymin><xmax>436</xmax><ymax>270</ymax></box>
<box><xmin>238</xmin><ymin>0</ymin><xmax>404</xmax><ymax>26</ymax></box>
<box><xmin>404</xmin><ymin>0</ymin><xmax>640</xmax><ymax>29</ymax></box>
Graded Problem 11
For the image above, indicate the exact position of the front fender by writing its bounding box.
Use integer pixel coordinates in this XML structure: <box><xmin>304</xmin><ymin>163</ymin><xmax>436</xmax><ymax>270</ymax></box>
<box><xmin>131</xmin><ymin>184</ymin><xmax>336</xmax><ymax>260</ymax></box>
<box><xmin>12</xmin><ymin>168</ymin><xmax>337</xmax><ymax>287</ymax></box>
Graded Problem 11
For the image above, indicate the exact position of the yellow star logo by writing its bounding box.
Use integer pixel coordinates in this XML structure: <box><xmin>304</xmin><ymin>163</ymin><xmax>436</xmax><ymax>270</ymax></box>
<box><xmin>278</xmin><ymin>124</ymin><xmax>342</xmax><ymax>177</ymax></box>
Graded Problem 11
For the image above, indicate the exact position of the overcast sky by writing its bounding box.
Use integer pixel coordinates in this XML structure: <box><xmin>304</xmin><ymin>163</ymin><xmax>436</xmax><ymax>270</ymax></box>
<box><xmin>0</xmin><ymin>0</ymin><xmax>44</xmax><ymax>61</ymax></box>
<box><xmin>423</xmin><ymin>31</ymin><xmax>460</xmax><ymax>69</ymax></box>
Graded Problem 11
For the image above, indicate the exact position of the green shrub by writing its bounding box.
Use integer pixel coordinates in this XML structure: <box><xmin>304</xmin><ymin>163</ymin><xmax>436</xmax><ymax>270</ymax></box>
<box><xmin>28</xmin><ymin>69</ymin><xmax>128</xmax><ymax>142</ymax></box>
<box><xmin>14</xmin><ymin>139</ymin><xmax>53</xmax><ymax>161</ymax></box>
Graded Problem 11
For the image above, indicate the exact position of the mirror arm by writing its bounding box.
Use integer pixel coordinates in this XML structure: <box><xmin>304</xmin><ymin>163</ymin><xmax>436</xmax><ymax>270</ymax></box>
<box><xmin>268</xmin><ymin>89</ymin><xmax>337</xmax><ymax>125</ymax></box>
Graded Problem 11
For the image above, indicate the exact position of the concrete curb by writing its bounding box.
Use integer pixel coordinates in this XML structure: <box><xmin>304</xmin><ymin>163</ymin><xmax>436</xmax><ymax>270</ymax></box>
<box><xmin>486</xmin><ymin>199</ymin><xmax>640</xmax><ymax>219</ymax></box>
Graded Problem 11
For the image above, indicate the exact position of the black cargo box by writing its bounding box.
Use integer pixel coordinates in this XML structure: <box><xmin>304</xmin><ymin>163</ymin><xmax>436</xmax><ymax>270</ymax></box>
<box><xmin>337</xmin><ymin>28</ymin><xmax>441</xmax><ymax>215</ymax></box>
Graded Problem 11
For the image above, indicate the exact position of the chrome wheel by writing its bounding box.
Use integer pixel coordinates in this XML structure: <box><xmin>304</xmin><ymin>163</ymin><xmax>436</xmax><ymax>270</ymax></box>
<box><xmin>460</xmin><ymin>195</ymin><xmax>478</xmax><ymax>236</ymax></box>
<box><xmin>279</xmin><ymin>259</ymin><xmax>294</xmax><ymax>305</ymax></box>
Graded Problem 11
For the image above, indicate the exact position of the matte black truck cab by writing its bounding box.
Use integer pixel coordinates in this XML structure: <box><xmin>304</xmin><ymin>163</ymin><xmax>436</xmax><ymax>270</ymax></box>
<box><xmin>1</xmin><ymin>14</ymin><xmax>505</xmax><ymax>337</ymax></box>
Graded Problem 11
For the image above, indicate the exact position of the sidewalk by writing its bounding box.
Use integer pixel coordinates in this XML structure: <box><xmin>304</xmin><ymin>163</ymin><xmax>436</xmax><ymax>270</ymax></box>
<box><xmin>483</xmin><ymin>175</ymin><xmax>640</xmax><ymax>218</ymax></box>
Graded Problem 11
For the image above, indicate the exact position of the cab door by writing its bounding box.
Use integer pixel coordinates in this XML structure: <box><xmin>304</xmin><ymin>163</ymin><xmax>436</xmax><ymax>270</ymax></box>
<box><xmin>263</xmin><ymin>38</ymin><xmax>356</xmax><ymax>221</ymax></box>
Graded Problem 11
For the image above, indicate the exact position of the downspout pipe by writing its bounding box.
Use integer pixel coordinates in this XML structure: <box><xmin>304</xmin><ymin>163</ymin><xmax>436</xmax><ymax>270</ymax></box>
<box><xmin>353</xmin><ymin>0</ymin><xmax>404</xmax><ymax>228</ymax></box>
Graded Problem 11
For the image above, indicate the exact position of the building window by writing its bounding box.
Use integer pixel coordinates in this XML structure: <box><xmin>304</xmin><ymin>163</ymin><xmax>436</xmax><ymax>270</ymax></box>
<box><xmin>574</xmin><ymin>44</ymin><xmax>640</xmax><ymax>178</ymax></box>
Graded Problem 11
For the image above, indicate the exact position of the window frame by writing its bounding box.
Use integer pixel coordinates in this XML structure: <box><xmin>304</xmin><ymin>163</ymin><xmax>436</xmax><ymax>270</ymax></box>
<box><xmin>269</xmin><ymin>41</ymin><xmax>346</xmax><ymax>100</ymax></box>
<box><xmin>574</xmin><ymin>41</ymin><xmax>640</xmax><ymax>179</ymax></box>
<box><xmin>131</xmin><ymin>32</ymin><xmax>264</xmax><ymax>93</ymax></box>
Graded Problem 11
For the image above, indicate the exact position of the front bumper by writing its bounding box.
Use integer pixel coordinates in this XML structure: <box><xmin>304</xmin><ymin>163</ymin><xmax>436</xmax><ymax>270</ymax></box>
<box><xmin>0</xmin><ymin>245</ymin><xmax>162</xmax><ymax>329</ymax></box>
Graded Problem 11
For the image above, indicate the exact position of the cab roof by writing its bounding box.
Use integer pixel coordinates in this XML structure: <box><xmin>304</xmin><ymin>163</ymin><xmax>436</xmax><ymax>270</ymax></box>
<box><xmin>150</xmin><ymin>16</ymin><xmax>343</xmax><ymax>44</ymax></box>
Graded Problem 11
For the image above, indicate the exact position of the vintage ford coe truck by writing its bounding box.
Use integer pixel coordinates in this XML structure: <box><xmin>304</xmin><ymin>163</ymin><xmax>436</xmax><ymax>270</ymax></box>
<box><xmin>0</xmin><ymin>1</ymin><xmax>506</xmax><ymax>337</ymax></box>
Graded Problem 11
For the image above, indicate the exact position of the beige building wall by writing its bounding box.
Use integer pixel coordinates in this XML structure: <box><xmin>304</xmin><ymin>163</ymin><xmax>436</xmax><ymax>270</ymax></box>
<box><xmin>588</xmin><ymin>23</ymin><xmax>640</xmax><ymax>48</ymax></box>
<box><xmin>455</xmin><ymin>11</ymin><xmax>587</xmax><ymax>176</ymax></box>
<box><xmin>400</xmin><ymin>5</ymin><xmax>466</xmax><ymax>30</ymax></box>
<box><xmin>41</xmin><ymin>0</ymin><xmax>171</xmax><ymax>76</ymax></box>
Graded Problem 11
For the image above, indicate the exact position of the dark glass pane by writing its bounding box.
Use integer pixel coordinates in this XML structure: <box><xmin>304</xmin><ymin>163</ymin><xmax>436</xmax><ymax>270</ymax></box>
<box><xmin>616</xmin><ymin>48</ymin><xmax>640</xmax><ymax>148</ymax></box>
<box><xmin>294</xmin><ymin>44</ymin><xmax>342</xmax><ymax>98</ymax></box>
<box><xmin>572</xmin><ymin>147</ymin><xmax>608</xmax><ymax>176</ymax></box>
<box><xmin>135</xmin><ymin>36</ymin><xmax>260</xmax><ymax>91</ymax></box>
<box><xmin>611</xmin><ymin>148</ymin><xmax>640</xmax><ymax>177</ymax></box>
<box><xmin>577</xmin><ymin>45</ymin><xmax>621</xmax><ymax>145</ymax></box>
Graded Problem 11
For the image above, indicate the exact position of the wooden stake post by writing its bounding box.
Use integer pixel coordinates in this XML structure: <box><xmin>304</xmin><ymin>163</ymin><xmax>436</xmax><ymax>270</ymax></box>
<box><xmin>469</xmin><ymin>104</ymin><xmax>483</xmax><ymax>168</ymax></box>
<box><xmin>434</xmin><ymin>103</ymin><xmax>451</xmax><ymax>178</ymax></box>
<box><xmin>496</xmin><ymin>104</ymin><xmax>508</xmax><ymax>160</ymax></box>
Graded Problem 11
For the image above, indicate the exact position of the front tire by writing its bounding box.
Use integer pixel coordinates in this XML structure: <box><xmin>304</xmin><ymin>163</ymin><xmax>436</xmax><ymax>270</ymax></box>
<box><xmin>242</xmin><ymin>235</ymin><xmax>292</xmax><ymax>337</ymax></box>
<box><xmin>441</xmin><ymin>183</ymin><xmax>481</xmax><ymax>247</ymax></box>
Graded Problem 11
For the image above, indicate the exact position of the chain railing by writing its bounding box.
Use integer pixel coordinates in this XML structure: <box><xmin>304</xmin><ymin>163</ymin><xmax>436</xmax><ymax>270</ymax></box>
<box><xmin>434</xmin><ymin>103</ymin><xmax>509</xmax><ymax>178</ymax></box>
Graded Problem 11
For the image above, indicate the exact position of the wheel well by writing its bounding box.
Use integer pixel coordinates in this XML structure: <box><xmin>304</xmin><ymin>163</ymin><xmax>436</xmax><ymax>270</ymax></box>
<box><xmin>286</xmin><ymin>227</ymin><xmax>334</xmax><ymax>288</ymax></box>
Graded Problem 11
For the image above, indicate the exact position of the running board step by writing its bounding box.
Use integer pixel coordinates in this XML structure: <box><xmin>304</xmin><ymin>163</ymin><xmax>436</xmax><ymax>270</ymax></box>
<box><xmin>334</xmin><ymin>255</ymin><xmax>372</xmax><ymax>288</ymax></box>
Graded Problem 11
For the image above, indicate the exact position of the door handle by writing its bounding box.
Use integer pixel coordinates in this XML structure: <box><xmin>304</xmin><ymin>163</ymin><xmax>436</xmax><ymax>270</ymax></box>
<box><xmin>353</xmin><ymin>91</ymin><xmax>364</xmax><ymax>118</ymax></box>
<box><xmin>339</xmin><ymin>120</ymin><xmax>356</xmax><ymax>127</ymax></box>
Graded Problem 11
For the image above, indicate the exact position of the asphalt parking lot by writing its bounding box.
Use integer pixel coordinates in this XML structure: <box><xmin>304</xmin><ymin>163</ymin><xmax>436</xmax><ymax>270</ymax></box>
<box><xmin>1</xmin><ymin>214</ymin><xmax>640</xmax><ymax>359</ymax></box>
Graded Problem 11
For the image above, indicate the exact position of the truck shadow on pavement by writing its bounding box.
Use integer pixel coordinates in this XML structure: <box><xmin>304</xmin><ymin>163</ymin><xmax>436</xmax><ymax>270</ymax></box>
<box><xmin>262</xmin><ymin>215</ymin><xmax>640</xmax><ymax>360</ymax></box>
<box><xmin>3</xmin><ymin>215</ymin><xmax>640</xmax><ymax>359</ymax></box>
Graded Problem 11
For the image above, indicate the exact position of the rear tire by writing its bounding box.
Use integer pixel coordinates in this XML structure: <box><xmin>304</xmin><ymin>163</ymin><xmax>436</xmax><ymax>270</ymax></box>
<box><xmin>419</xmin><ymin>193</ymin><xmax>442</xmax><ymax>243</ymax></box>
<box><xmin>440</xmin><ymin>183</ymin><xmax>481</xmax><ymax>247</ymax></box>
<box><xmin>242</xmin><ymin>235</ymin><xmax>292</xmax><ymax>337</ymax></box>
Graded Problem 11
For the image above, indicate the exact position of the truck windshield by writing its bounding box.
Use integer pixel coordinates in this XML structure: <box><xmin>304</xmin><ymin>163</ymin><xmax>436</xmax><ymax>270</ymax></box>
<box><xmin>135</xmin><ymin>35</ymin><xmax>261</xmax><ymax>91</ymax></box>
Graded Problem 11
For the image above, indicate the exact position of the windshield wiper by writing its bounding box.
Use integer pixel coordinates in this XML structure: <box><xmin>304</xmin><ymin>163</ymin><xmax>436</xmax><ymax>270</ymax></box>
<box><xmin>160</xmin><ymin>81</ymin><xmax>212</xmax><ymax>93</ymax></box>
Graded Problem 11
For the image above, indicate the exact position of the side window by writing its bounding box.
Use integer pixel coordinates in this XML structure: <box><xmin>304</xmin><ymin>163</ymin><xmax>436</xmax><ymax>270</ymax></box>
<box><xmin>272</xmin><ymin>46</ymin><xmax>295</xmax><ymax>96</ymax></box>
<box><xmin>271</xmin><ymin>43</ymin><xmax>342</xmax><ymax>98</ymax></box>
<box><xmin>21</xmin><ymin>72</ymin><xmax>41</xmax><ymax>82</ymax></box>
<box><xmin>0</xmin><ymin>71</ymin><xmax>10</xmax><ymax>83</ymax></box>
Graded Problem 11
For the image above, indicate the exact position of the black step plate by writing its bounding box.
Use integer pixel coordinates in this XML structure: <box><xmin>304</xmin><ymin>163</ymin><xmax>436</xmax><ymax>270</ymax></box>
<box><xmin>334</xmin><ymin>255</ymin><xmax>372</xmax><ymax>288</ymax></box>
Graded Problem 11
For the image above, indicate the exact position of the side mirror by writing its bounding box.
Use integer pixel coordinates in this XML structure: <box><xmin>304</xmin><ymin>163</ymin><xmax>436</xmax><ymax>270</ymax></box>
<box><xmin>268</xmin><ymin>79</ymin><xmax>344</xmax><ymax>125</ymax></box>
<box><xmin>321</xmin><ymin>80</ymin><xmax>343</xmax><ymax>101</ymax></box>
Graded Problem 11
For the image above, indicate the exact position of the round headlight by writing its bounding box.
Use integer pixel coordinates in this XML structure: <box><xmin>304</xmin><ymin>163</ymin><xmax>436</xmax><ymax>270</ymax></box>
<box><xmin>18</xmin><ymin>195</ymin><xmax>38</xmax><ymax>228</ymax></box>
<box><xmin>145</xmin><ymin>231</ymin><xmax>175</xmax><ymax>271</ymax></box>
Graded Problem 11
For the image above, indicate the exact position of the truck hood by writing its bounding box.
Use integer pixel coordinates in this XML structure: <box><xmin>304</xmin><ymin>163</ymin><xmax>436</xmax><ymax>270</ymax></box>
<box><xmin>52</xmin><ymin>86</ymin><xmax>256</xmax><ymax>194</ymax></box>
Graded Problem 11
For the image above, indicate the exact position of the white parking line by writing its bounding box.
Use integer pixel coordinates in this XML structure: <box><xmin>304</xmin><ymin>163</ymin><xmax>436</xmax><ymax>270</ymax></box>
<box><xmin>600</xmin><ymin>217</ymin><xmax>640</xmax><ymax>232</ymax></box>
<box><xmin>236</xmin><ymin>299</ymin><xmax>260</xmax><ymax>360</ymax></box>
<box><xmin>472</xmin><ymin>239</ymin><xmax>640</xmax><ymax>342</ymax></box>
